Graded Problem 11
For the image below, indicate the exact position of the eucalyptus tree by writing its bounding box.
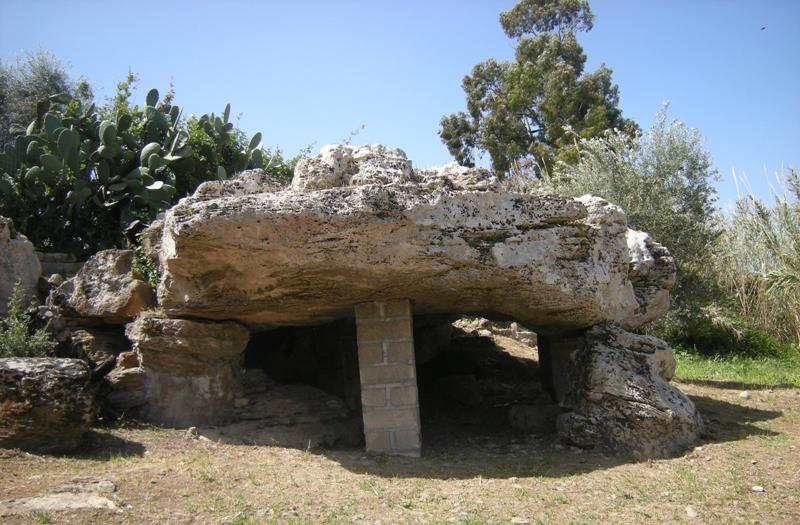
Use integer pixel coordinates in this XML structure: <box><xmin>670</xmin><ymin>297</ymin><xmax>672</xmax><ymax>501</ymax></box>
<box><xmin>440</xmin><ymin>0</ymin><xmax>636</xmax><ymax>178</ymax></box>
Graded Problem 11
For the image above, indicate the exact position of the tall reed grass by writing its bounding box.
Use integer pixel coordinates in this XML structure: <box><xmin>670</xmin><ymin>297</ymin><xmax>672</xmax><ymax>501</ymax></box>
<box><xmin>715</xmin><ymin>167</ymin><xmax>800</xmax><ymax>346</ymax></box>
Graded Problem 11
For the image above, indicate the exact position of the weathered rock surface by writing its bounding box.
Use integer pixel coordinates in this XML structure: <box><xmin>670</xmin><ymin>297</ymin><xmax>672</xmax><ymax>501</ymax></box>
<box><xmin>556</xmin><ymin>324</ymin><xmax>702</xmax><ymax>459</ymax></box>
<box><xmin>51</xmin><ymin>250</ymin><xmax>154</xmax><ymax>323</ymax></box>
<box><xmin>150</xmin><ymin>144</ymin><xmax>673</xmax><ymax>334</ymax></box>
<box><xmin>199</xmin><ymin>379</ymin><xmax>361</xmax><ymax>449</ymax></box>
<box><xmin>104</xmin><ymin>361</ymin><xmax>147</xmax><ymax>414</ymax></box>
<box><xmin>0</xmin><ymin>358</ymin><xmax>95</xmax><ymax>453</ymax></box>
<box><xmin>292</xmin><ymin>144</ymin><xmax>414</xmax><ymax>191</ymax></box>
<box><xmin>0</xmin><ymin>477</ymin><xmax>117</xmax><ymax>516</ymax></box>
<box><xmin>71</xmin><ymin>327</ymin><xmax>130</xmax><ymax>365</ymax></box>
<box><xmin>453</xmin><ymin>317</ymin><xmax>536</xmax><ymax>347</ymax></box>
<box><xmin>625</xmin><ymin>229</ymin><xmax>676</xmax><ymax>329</ymax></box>
<box><xmin>125</xmin><ymin>313</ymin><xmax>249</xmax><ymax>427</ymax></box>
<box><xmin>0</xmin><ymin>217</ymin><xmax>41</xmax><ymax>316</ymax></box>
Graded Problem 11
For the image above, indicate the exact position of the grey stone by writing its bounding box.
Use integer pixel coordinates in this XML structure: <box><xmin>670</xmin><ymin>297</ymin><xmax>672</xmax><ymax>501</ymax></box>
<box><xmin>556</xmin><ymin>324</ymin><xmax>702</xmax><ymax>459</ymax></box>
<box><xmin>205</xmin><ymin>384</ymin><xmax>361</xmax><ymax>448</ymax></box>
<box><xmin>50</xmin><ymin>250</ymin><xmax>154</xmax><ymax>323</ymax></box>
<box><xmin>508</xmin><ymin>403</ymin><xmax>562</xmax><ymax>433</ymax></box>
<box><xmin>0</xmin><ymin>358</ymin><xmax>95</xmax><ymax>453</ymax></box>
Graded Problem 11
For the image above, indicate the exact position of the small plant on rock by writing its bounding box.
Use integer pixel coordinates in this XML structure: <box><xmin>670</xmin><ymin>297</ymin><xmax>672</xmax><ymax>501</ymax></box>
<box><xmin>0</xmin><ymin>283</ymin><xmax>56</xmax><ymax>358</ymax></box>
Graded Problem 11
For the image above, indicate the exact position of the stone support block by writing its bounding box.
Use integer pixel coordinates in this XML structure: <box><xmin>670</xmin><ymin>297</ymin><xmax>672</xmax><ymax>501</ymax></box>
<box><xmin>355</xmin><ymin>299</ymin><xmax>421</xmax><ymax>457</ymax></box>
<box><xmin>125</xmin><ymin>313</ymin><xmax>249</xmax><ymax>427</ymax></box>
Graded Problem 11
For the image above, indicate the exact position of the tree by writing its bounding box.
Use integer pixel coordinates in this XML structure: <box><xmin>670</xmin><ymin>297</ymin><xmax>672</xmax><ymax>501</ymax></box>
<box><xmin>0</xmin><ymin>51</ymin><xmax>92</xmax><ymax>147</ymax></box>
<box><xmin>439</xmin><ymin>0</ymin><xmax>636</xmax><ymax>178</ymax></box>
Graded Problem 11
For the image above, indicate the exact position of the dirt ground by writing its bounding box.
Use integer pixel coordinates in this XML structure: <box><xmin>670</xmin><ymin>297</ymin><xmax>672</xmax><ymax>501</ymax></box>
<box><xmin>1</xmin><ymin>376</ymin><xmax>798</xmax><ymax>525</ymax></box>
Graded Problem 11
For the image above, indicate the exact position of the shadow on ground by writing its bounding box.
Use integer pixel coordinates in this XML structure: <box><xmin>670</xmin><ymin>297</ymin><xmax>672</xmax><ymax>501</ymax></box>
<box><xmin>67</xmin><ymin>429</ymin><xmax>146</xmax><ymax>461</ymax></box>
<box><xmin>690</xmin><ymin>393</ymin><xmax>782</xmax><ymax>443</ymax></box>
<box><xmin>314</xmin><ymin>388</ymin><xmax>784</xmax><ymax>480</ymax></box>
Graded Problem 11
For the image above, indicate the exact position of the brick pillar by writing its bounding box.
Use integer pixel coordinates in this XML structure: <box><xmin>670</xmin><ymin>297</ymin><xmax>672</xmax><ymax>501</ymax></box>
<box><xmin>354</xmin><ymin>299</ymin><xmax>422</xmax><ymax>457</ymax></box>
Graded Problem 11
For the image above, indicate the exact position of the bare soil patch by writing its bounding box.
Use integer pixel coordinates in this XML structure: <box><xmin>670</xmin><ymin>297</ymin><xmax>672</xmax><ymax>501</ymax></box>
<box><xmin>2</xmin><ymin>336</ymin><xmax>799</xmax><ymax>524</ymax></box>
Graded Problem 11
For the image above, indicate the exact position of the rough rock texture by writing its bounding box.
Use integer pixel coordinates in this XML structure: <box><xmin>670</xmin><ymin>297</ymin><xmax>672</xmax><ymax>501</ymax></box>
<box><xmin>51</xmin><ymin>250</ymin><xmax>154</xmax><ymax>323</ymax></box>
<box><xmin>625</xmin><ymin>229</ymin><xmax>676</xmax><ymax>328</ymax></box>
<box><xmin>0</xmin><ymin>358</ymin><xmax>95</xmax><ymax>453</ymax></box>
<box><xmin>0</xmin><ymin>217</ymin><xmax>41</xmax><ymax>316</ymax></box>
<box><xmin>199</xmin><ymin>377</ymin><xmax>361</xmax><ymax>449</ymax></box>
<box><xmin>453</xmin><ymin>317</ymin><xmax>536</xmax><ymax>347</ymax></box>
<box><xmin>125</xmin><ymin>313</ymin><xmax>249</xmax><ymax>427</ymax></box>
<box><xmin>71</xmin><ymin>328</ymin><xmax>130</xmax><ymax>365</ymax></box>
<box><xmin>150</xmin><ymin>144</ymin><xmax>673</xmax><ymax>334</ymax></box>
<box><xmin>292</xmin><ymin>144</ymin><xmax>413</xmax><ymax>191</ymax></box>
<box><xmin>0</xmin><ymin>477</ymin><xmax>118</xmax><ymax>516</ymax></box>
<box><xmin>556</xmin><ymin>324</ymin><xmax>702</xmax><ymax>459</ymax></box>
<box><xmin>103</xmin><ymin>349</ymin><xmax>146</xmax><ymax>414</ymax></box>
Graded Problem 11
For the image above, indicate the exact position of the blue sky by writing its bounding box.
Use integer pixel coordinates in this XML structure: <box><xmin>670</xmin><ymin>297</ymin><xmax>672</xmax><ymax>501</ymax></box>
<box><xmin>1</xmin><ymin>0</ymin><xmax>798</xmax><ymax>207</ymax></box>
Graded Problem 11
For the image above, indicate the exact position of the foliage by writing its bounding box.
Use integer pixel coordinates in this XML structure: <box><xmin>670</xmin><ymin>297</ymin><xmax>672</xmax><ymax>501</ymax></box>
<box><xmin>132</xmin><ymin>242</ymin><xmax>160</xmax><ymax>290</ymax></box>
<box><xmin>0</xmin><ymin>283</ymin><xmax>56</xmax><ymax>358</ymax></box>
<box><xmin>439</xmin><ymin>0</ymin><xmax>636</xmax><ymax>178</ymax></box>
<box><xmin>0</xmin><ymin>73</ymin><xmax>291</xmax><ymax>255</ymax></box>
<box><xmin>0</xmin><ymin>50</ymin><xmax>92</xmax><ymax>148</ymax></box>
<box><xmin>714</xmin><ymin>167</ymin><xmax>800</xmax><ymax>345</ymax></box>
<box><xmin>551</xmin><ymin>105</ymin><xmax>720</xmax><ymax>307</ymax></box>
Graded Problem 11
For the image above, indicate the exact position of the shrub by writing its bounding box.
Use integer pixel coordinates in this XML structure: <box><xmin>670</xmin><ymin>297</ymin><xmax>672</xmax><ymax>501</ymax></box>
<box><xmin>0</xmin><ymin>283</ymin><xmax>56</xmax><ymax>358</ymax></box>
<box><xmin>0</xmin><ymin>50</ymin><xmax>93</xmax><ymax>148</ymax></box>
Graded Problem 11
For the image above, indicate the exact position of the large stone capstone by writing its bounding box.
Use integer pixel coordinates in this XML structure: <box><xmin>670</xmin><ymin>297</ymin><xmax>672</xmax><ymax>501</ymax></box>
<box><xmin>149</xmin><ymin>145</ymin><xmax>675</xmax><ymax>334</ymax></box>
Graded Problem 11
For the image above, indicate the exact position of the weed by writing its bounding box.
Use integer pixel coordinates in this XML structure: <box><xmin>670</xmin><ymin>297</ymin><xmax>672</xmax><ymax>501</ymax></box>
<box><xmin>29</xmin><ymin>511</ymin><xmax>51</xmax><ymax>524</ymax></box>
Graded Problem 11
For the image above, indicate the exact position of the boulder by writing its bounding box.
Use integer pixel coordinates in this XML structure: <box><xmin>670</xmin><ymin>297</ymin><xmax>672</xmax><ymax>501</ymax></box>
<box><xmin>509</xmin><ymin>403</ymin><xmax>562</xmax><ymax>433</ymax></box>
<box><xmin>149</xmin><ymin>144</ymin><xmax>673</xmax><ymax>334</ymax></box>
<box><xmin>0</xmin><ymin>358</ymin><xmax>95</xmax><ymax>453</ymax></box>
<box><xmin>104</xmin><ymin>366</ymin><xmax>146</xmax><ymax>413</ymax></box>
<box><xmin>556</xmin><ymin>324</ymin><xmax>702</xmax><ymax>459</ymax></box>
<box><xmin>0</xmin><ymin>217</ymin><xmax>41</xmax><ymax>316</ymax></box>
<box><xmin>124</xmin><ymin>313</ymin><xmax>249</xmax><ymax>427</ymax></box>
<box><xmin>50</xmin><ymin>250</ymin><xmax>154</xmax><ymax>323</ymax></box>
<box><xmin>292</xmin><ymin>144</ymin><xmax>413</xmax><ymax>191</ymax></box>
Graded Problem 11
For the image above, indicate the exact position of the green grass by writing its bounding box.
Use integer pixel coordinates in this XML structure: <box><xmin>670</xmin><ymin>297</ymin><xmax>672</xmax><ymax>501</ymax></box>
<box><xmin>674</xmin><ymin>351</ymin><xmax>800</xmax><ymax>387</ymax></box>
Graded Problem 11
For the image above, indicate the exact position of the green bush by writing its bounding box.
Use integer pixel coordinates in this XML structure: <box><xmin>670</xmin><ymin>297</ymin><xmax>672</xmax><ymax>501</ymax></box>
<box><xmin>0</xmin><ymin>283</ymin><xmax>56</xmax><ymax>358</ymax></box>
<box><xmin>667</xmin><ymin>307</ymin><xmax>797</xmax><ymax>359</ymax></box>
<box><xmin>131</xmin><ymin>241</ymin><xmax>160</xmax><ymax>290</ymax></box>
